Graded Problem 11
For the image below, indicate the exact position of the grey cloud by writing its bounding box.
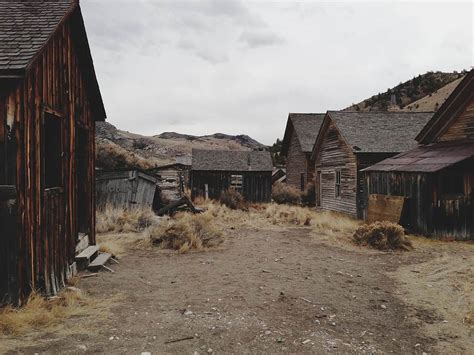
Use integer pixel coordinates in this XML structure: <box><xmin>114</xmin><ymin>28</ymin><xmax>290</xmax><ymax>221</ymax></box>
<box><xmin>239</xmin><ymin>29</ymin><xmax>286</xmax><ymax>48</ymax></box>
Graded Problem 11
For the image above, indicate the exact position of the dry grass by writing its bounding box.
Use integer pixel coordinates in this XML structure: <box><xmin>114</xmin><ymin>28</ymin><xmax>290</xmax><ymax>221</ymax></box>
<box><xmin>219</xmin><ymin>189</ymin><xmax>247</xmax><ymax>210</ymax></box>
<box><xmin>0</xmin><ymin>288</ymin><xmax>104</xmax><ymax>335</ymax></box>
<box><xmin>353</xmin><ymin>221</ymin><xmax>413</xmax><ymax>251</ymax></box>
<box><xmin>96</xmin><ymin>205</ymin><xmax>159</xmax><ymax>234</ymax></box>
<box><xmin>147</xmin><ymin>213</ymin><xmax>223</xmax><ymax>253</ymax></box>
<box><xmin>96</xmin><ymin>140</ymin><xmax>154</xmax><ymax>171</ymax></box>
<box><xmin>272</xmin><ymin>183</ymin><xmax>301</xmax><ymax>205</ymax></box>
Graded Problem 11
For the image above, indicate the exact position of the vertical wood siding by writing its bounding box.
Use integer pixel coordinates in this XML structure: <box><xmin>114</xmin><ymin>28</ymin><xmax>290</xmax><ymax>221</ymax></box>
<box><xmin>285</xmin><ymin>130</ymin><xmax>309</xmax><ymax>190</ymax></box>
<box><xmin>0</xmin><ymin>11</ymin><xmax>98</xmax><ymax>304</ymax></box>
<box><xmin>190</xmin><ymin>171</ymin><xmax>272</xmax><ymax>203</ymax></box>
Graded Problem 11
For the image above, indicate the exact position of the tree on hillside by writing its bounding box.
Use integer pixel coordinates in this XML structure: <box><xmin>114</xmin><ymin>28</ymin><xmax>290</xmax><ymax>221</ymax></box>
<box><xmin>269</xmin><ymin>138</ymin><xmax>286</xmax><ymax>167</ymax></box>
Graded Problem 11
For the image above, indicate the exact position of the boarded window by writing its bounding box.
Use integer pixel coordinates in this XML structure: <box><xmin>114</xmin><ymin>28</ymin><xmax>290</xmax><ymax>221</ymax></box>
<box><xmin>230</xmin><ymin>175</ymin><xmax>243</xmax><ymax>192</ymax></box>
<box><xmin>335</xmin><ymin>170</ymin><xmax>341</xmax><ymax>197</ymax></box>
<box><xmin>441</xmin><ymin>175</ymin><xmax>464</xmax><ymax>196</ymax></box>
<box><xmin>44</xmin><ymin>113</ymin><xmax>62</xmax><ymax>188</ymax></box>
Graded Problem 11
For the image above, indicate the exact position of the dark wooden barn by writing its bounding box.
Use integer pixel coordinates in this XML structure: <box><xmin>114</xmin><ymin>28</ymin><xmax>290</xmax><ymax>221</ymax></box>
<box><xmin>364</xmin><ymin>70</ymin><xmax>474</xmax><ymax>240</ymax></box>
<box><xmin>96</xmin><ymin>170</ymin><xmax>157</xmax><ymax>210</ymax></box>
<box><xmin>0</xmin><ymin>0</ymin><xmax>106</xmax><ymax>304</ymax></box>
<box><xmin>281</xmin><ymin>113</ymin><xmax>325</xmax><ymax>191</ymax></box>
<box><xmin>311</xmin><ymin>111</ymin><xmax>433</xmax><ymax>218</ymax></box>
<box><xmin>190</xmin><ymin>149</ymin><xmax>273</xmax><ymax>203</ymax></box>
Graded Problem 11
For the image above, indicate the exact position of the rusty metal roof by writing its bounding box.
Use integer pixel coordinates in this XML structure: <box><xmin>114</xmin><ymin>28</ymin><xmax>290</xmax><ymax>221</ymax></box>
<box><xmin>363</xmin><ymin>141</ymin><xmax>474</xmax><ymax>173</ymax></box>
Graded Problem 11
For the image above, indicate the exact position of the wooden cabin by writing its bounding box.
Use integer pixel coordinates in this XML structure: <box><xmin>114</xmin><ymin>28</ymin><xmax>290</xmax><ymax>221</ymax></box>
<box><xmin>0</xmin><ymin>1</ymin><xmax>106</xmax><ymax>304</ymax></box>
<box><xmin>311</xmin><ymin>111</ymin><xmax>433</xmax><ymax>218</ymax></box>
<box><xmin>149</xmin><ymin>162</ymin><xmax>191</xmax><ymax>202</ymax></box>
<box><xmin>281</xmin><ymin>113</ymin><xmax>325</xmax><ymax>191</ymax></box>
<box><xmin>190</xmin><ymin>149</ymin><xmax>273</xmax><ymax>203</ymax></box>
<box><xmin>364</xmin><ymin>70</ymin><xmax>474</xmax><ymax>240</ymax></box>
<box><xmin>96</xmin><ymin>170</ymin><xmax>157</xmax><ymax>210</ymax></box>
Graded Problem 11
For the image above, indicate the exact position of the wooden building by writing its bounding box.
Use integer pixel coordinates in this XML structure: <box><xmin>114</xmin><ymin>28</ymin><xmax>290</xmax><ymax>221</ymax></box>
<box><xmin>364</xmin><ymin>70</ymin><xmax>474</xmax><ymax>240</ymax></box>
<box><xmin>96</xmin><ymin>170</ymin><xmax>157</xmax><ymax>210</ymax></box>
<box><xmin>281</xmin><ymin>113</ymin><xmax>325</xmax><ymax>190</ymax></box>
<box><xmin>311</xmin><ymin>111</ymin><xmax>433</xmax><ymax>218</ymax></box>
<box><xmin>149</xmin><ymin>162</ymin><xmax>191</xmax><ymax>202</ymax></box>
<box><xmin>0</xmin><ymin>1</ymin><xmax>106</xmax><ymax>304</ymax></box>
<box><xmin>190</xmin><ymin>149</ymin><xmax>273</xmax><ymax>203</ymax></box>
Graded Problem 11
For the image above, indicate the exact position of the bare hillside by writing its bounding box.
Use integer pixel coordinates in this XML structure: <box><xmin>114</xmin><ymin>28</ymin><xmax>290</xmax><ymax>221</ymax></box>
<box><xmin>95</xmin><ymin>122</ymin><xmax>267</xmax><ymax>170</ymax></box>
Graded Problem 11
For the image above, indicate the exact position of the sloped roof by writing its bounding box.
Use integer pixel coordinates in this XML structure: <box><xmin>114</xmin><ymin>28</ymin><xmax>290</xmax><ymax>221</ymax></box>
<box><xmin>363</xmin><ymin>141</ymin><xmax>474</xmax><ymax>173</ymax></box>
<box><xmin>327</xmin><ymin>111</ymin><xmax>434</xmax><ymax>153</ymax></box>
<box><xmin>416</xmin><ymin>69</ymin><xmax>474</xmax><ymax>144</ymax></box>
<box><xmin>192</xmin><ymin>149</ymin><xmax>273</xmax><ymax>172</ymax></box>
<box><xmin>281</xmin><ymin>113</ymin><xmax>325</xmax><ymax>155</ymax></box>
<box><xmin>0</xmin><ymin>0</ymin><xmax>74</xmax><ymax>75</ymax></box>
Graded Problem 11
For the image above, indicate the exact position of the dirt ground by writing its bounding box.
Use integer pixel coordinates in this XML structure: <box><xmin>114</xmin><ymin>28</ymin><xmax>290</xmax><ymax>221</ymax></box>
<box><xmin>1</xmin><ymin>223</ymin><xmax>473</xmax><ymax>354</ymax></box>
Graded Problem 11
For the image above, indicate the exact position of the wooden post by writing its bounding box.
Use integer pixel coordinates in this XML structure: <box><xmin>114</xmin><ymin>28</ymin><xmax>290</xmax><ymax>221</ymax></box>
<box><xmin>204</xmin><ymin>184</ymin><xmax>209</xmax><ymax>200</ymax></box>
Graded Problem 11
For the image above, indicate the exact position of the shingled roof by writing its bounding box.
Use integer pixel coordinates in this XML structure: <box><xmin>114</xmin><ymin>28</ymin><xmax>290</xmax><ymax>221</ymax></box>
<box><xmin>281</xmin><ymin>113</ymin><xmax>325</xmax><ymax>155</ymax></box>
<box><xmin>0</xmin><ymin>0</ymin><xmax>74</xmax><ymax>76</ymax></box>
<box><xmin>326</xmin><ymin>111</ymin><xmax>434</xmax><ymax>153</ymax></box>
<box><xmin>192</xmin><ymin>149</ymin><xmax>273</xmax><ymax>172</ymax></box>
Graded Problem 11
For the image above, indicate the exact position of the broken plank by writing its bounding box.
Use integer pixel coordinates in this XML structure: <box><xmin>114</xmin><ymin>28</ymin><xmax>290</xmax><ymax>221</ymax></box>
<box><xmin>87</xmin><ymin>252</ymin><xmax>112</xmax><ymax>271</ymax></box>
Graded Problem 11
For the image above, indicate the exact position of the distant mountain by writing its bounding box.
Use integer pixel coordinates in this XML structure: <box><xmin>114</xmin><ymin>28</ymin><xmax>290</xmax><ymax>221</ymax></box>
<box><xmin>345</xmin><ymin>71</ymin><xmax>467</xmax><ymax>112</ymax></box>
<box><xmin>95</xmin><ymin>122</ymin><xmax>267</xmax><ymax>171</ymax></box>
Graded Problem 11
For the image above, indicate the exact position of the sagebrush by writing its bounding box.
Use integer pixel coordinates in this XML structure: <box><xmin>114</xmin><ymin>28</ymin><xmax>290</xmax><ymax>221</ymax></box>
<box><xmin>219</xmin><ymin>189</ymin><xmax>247</xmax><ymax>210</ymax></box>
<box><xmin>353</xmin><ymin>221</ymin><xmax>413</xmax><ymax>251</ymax></box>
<box><xmin>96</xmin><ymin>205</ymin><xmax>159</xmax><ymax>234</ymax></box>
<box><xmin>272</xmin><ymin>183</ymin><xmax>301</xmax><ymax>205</ymax></box>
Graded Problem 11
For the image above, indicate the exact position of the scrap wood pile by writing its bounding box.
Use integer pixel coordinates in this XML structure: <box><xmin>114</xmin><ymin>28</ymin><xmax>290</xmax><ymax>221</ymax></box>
<box><xmin>156</xmin><ymin>195</ymin><xmax>203</xmax><ymax>216</ymax></box>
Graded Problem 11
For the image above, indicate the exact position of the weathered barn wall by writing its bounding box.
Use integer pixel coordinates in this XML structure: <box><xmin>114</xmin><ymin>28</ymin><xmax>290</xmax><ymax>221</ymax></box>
<box><xmin>191</xmin><ymin>171</ymin><xmax>272</xmax><ymax>203</ymax></box>
<box><xmin>315</xmin><ymin>121</ymin><xmax>357</xmax><ymax>217</ymax></box>
<box><xmin>0</xmin><ymin>9</ymin><xmax>99</xmax><ymax>304</ymax></box>
<box><xmin>438</xmin><ymin>96</ymin><xmax>474</xmax><ymax>142</ymax></box>
<box><xmin>366</xmin><ymin>165</ymin><xmax>473</xmax><ymax>240</ymax></box>
<box><xmin>150</xmin><ymin>164</ymin><xmax>190</xmax><ymax>201</ymax></box>
<box><xmin>285</xmin><ymin>130</ymin><xmax>310</xmax><ymax>190</ymax></box>
<box><xmin>96</xmin><ymin>170</ymin><xmax>157</xmax><ymax>210</ymax></box>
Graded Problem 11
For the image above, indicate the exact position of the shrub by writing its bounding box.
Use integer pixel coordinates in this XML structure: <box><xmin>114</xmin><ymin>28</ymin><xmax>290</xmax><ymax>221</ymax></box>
<box><xmin>148</xmin><ymin>213</ymin><xmax>223</xmax><ymax>253</ymax></box>
<box><xmin>96</xmin><ymin>141</ymin><xmax>153</xmax><ymax>171</ymax></box>
<box><xmin>353</xmin><ymin>221</ymin><xmax>413</xmax><ymax>251</ymax></box>
<box><xmin>96</xmin><ymin>205</ymin><xmax>159</xmax><ymax>234</ymax></box>
<box><xmin>301</xmin><ymin>183</ymin><xmax>315</xmax><ymax>206</ymax></box>
<box><xmin>219</xmin><ymin>189</ymin><xmax>247</xmax><ymax>210</ymax></box>
<box><xmin>272</xmin><ymin>183</ymin><xmax>301</xmax><ymax>205</ymax></box>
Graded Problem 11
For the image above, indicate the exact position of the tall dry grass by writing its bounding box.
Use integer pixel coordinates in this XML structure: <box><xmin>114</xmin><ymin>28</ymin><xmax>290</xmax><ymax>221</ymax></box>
<box><xmin>0</xmin><ymin>288</ymin><xmax>104</xmax><ymax>335</ymax></box>
<box><xmin>96</xmin><ymin>205</ymin><xmax>159</xmax><ymax>234</ymax></box>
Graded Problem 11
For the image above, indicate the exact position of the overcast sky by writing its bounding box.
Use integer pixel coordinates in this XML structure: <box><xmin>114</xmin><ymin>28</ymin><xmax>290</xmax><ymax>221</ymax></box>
<box><xmin>81</xmin><ymin>0</ymin><xmax>473</xmax><ymax>145</ymax></box>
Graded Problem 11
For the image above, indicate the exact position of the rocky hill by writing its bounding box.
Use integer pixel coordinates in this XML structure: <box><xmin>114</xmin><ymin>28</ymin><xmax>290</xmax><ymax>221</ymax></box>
<box><xmin>95</xmin><ymin>122</ymin><xmax>267</xmax><ymax>170</ymax></box>
<box><xmin>346</xmin><ymin>71</ymin><xmax>467</xmax><ymax>112</ymax></box>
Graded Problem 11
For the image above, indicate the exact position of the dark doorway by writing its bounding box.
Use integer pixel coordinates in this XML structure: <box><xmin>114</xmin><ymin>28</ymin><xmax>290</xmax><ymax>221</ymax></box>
<box><xmin>44</xmin><ymin>113</ymin><xmax>62</xmax><ymax>188</ymax></box>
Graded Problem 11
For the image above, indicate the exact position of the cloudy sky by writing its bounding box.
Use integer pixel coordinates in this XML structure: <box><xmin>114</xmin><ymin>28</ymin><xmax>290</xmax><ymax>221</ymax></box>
<box><xmin>81</xmin><ymin>0</ymin><xmax>473</xmax><ymax>145</ymax></box>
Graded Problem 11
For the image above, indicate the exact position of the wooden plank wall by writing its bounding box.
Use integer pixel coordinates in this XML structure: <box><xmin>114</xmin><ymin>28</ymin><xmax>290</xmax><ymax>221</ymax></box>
<box><xmin>0</xmin><ymin>9</ymin><xmax>98</xmax><ymax>304</ymax></box>
<box><xmin>315</xmin><ymin>121</ymin><xmax>357</xmax><ymax>217</ymax></box>
<box><xmin>190</xmin><ymin>171</ymin><xmax>272</xmax><ymax>203</ymax></box>
<box><xmin>285</xmin><ymin>130</ymin><xmax>309</xmax><ymax>190</ymax></box>
<box><xmin>438</xmin><ymin>96</ymin><xmax>474</xmax><ymax>142</ymax></box>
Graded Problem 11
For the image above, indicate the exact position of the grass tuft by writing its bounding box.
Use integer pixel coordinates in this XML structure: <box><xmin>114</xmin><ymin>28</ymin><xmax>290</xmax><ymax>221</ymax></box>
<box><xmin>353</xmin><ymin>221</ymin><xmax>413</xmax><ymax>251</ymax></box>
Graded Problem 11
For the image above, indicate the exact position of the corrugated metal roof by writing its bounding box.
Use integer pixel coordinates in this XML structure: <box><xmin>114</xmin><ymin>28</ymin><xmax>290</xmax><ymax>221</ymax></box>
<box><xmin>192</xmin><ymin>149</ymin><xmax>273</xmax><ymax>172</ymax></box>
<box><xmin>363</xmin><ymin>141</ymin><xmax>474</xmax><ymax>173</ymax></box>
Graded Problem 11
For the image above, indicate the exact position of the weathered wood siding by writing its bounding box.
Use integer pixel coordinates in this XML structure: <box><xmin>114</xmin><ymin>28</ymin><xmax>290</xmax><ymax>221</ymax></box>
<box><xmin>190</xmin><ymin>171</ymin><xmax>272</xmax><ymax>203</ymax></box>
<box><xmin>96</xmin><ymin>170</ymin><xmax>157</xmax><ymax>210</ymax></box>
<box><xmin>366</xmin><ymin>164</ymin><xmax>473</xmax><ymax>240</ymax></box>
<box><xmin>315</xmin><ymin>121</ymin><xmax>357</xmax><ymax>216</ymax></box>
<box><xmin>286</xmin><ymin>130</ymin><xmax>312</xmax><ymax>190</ymax></box>
<box><xmin>0</xmin><ymin>9</ymin><xmax>98</xmax><ymax>304</ymax></box>
<box><xmin>438</xmin><ymin>96</ymin><xmax>474</xmax><ymax>142</ymax></box>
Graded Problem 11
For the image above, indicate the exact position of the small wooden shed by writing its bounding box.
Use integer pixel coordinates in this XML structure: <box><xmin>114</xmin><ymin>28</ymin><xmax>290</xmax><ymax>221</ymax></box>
<box><xmin>0</xmin><ymin>0</ymin><xmax>105</xmax><ymax>304</ymax></box>
<box><xmin>364</xmin><ymin>70</ymin><xmax>474</xmax><ymax>240</ymax></box>
<box><xmin>281</xmin><ymin>113</ymin><xmax>325</xmax><ymax>191</ymax></box>
<box><xmin>149</xmin><ymin>162</ymin><xmax>191</xmax><ymax>201</ymax></box>
<box><xmin>311</xmin><ymin>111</ymin><xmax>433</xmax><ymax>218</ymax></box>
<box><xmin>96</xmin><ymin>170</ymin><xmax>158</xmax><ymax>210</ymax></box>
<box><xmin>190</xmin><ymin>149</ymin><xmax>273</xmax><ymax>203</ymax></box>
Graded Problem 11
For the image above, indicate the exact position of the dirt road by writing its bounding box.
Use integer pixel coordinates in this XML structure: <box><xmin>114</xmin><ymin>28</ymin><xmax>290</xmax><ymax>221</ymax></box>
<box><xmin>2</xmin><ymin>225</ymin><xmax>473</xmax><ymax>354</ymax></box>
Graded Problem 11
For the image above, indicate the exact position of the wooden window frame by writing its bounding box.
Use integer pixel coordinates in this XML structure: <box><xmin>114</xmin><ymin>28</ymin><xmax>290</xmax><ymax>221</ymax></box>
<box><xmin>230</xmin><ymin>174</ymin><xmax>243</xmax><ymax>193</ymax></box>
<box><xmin>335</xmin><ymin>170</ymin><xmax>341</xmax><ymax>198</ymax></box>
